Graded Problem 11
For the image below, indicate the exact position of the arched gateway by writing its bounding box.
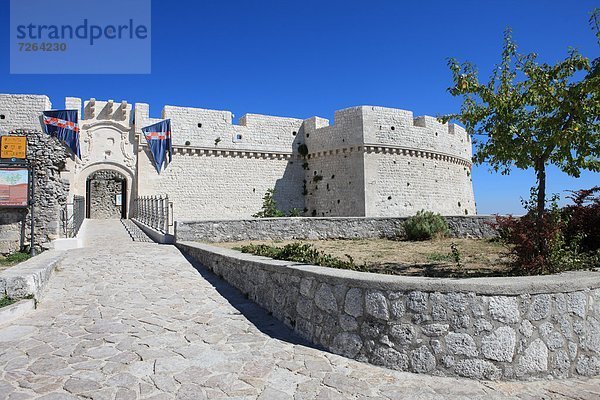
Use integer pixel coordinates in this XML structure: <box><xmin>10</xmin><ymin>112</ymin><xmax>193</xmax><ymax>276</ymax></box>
<box><xmin>86</xmin><ymin>170</ymin><xmax>127</xmax><ymax>219</ymax></box>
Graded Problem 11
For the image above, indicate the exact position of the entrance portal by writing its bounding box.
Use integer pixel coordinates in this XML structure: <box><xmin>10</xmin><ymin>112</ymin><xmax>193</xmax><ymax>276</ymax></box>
<box><xmin>86</xmin><ymin>170</ymin><xmax>127</xmax><ymax>219</ymax></box>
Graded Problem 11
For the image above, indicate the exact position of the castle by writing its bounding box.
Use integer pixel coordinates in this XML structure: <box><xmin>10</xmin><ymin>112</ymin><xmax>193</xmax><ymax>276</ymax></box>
<box><xmin>0</xmin><ymin>93</ymin><xmax>476</xmax><ymax>222</ymax></box>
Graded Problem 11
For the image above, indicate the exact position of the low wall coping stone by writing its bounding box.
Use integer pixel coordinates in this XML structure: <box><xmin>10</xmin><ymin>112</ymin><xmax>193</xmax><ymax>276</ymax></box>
<box><xmin>0</xmin><ymin>249</ymin><xmax>65</xmax><ymax>300</ymax></box>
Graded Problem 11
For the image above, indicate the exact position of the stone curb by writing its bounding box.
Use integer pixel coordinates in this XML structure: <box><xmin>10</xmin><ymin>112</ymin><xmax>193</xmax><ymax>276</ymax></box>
<box><xmin>0</xmin><ymin>249</ymin><xmax>65</xmax><ymax>301</ymax></box>
<box><xmin>0</xmin><ymin>299</ymin><xmax>35</xmax><ymax>326</ymax></box>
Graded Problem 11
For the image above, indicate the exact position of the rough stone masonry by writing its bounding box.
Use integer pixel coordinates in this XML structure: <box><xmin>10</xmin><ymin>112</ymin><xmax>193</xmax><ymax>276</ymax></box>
<box><xmin>178</xmin><ymin>241</ymin><xmax>600</xmax><ymax>381</ymax></box>
<box><xmin>0</xmin><ymin>129</ymin><xmax>70</xmax><ymax>254</ymax></box>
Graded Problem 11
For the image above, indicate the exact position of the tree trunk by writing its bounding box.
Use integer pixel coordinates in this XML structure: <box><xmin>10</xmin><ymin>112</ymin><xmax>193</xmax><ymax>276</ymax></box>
<box><xmin>535</xmin><ymin>160</ymin><xmax>546</xmax><ymax>220</ymax></box>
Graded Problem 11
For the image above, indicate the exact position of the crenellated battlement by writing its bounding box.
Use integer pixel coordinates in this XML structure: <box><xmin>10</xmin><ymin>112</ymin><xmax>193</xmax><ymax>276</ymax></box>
<box><xmin>302</xmin><ymin>105</ymin><xmax>472</xmax><ymax>164</ymax></box>
<box><xmin>0</xmin><ymin>93</ymin><xmax>476</xmax><ymax>219</ymax></box>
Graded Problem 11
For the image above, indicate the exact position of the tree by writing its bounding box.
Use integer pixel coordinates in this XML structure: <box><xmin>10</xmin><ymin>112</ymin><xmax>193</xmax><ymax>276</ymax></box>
<box><xmin>441</xmin><ymin>10</ymin><xmax>600</xmax><ymax>220</ymax></box>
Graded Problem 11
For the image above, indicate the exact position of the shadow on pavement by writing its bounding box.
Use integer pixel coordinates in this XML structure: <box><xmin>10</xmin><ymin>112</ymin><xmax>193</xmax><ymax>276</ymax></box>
<box><xmin>181</xmin><ymin>251</ymin><xmax>323</xmax><ymax>351</ymax></box>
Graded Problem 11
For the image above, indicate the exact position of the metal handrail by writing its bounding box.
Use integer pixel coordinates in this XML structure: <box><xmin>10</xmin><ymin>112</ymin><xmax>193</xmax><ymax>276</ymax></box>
<box><xmin>61</xmin><ymin>195</ymin><xmax>85</xmax><ymax>238</ymax></box>
<box><xmin>133</xmin><ymin>195</ymin><xmax>172</xmax><ymax>233</ymax></box>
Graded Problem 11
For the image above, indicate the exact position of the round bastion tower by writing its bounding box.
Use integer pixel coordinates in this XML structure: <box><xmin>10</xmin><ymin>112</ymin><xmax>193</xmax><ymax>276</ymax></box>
<box><xmin>302</xmin><ymin>106</ymin><xmax>476</xmax><ymax>217</ymax></box>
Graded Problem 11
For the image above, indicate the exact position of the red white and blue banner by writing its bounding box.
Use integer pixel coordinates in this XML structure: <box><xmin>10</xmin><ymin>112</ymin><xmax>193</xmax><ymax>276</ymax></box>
<box><xmin>42</xmin><ymin>110</ymin><xmax>81</xmax><ymax>159</ymax></box>
<box><xmin>142</xmin><ymin>119</ymin><xmax>172</xmax><ymax>173</ymax></box>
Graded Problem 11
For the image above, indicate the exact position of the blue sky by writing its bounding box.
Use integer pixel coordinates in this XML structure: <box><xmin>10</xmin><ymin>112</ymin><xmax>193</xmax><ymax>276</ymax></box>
<box><xmin>1</xmin><ymin>0</ymin><xmax>598</xmax><ymax>214</ymax></box>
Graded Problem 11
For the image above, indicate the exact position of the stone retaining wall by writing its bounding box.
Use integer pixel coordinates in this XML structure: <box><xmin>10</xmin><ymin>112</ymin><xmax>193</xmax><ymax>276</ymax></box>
<box><xmin>175</xmin><ymin>215</ymin><xmax>497</xmax><ymax>243</ymax></box>
<box><xmin>177</xmin><ymin>241</ymin><xmax>600</xmax><ymax>380</ymax></box>
<box><xmin>0</xmin><ymin>130</ymin><xmax>70</xmax><ymax>254</ymax></box>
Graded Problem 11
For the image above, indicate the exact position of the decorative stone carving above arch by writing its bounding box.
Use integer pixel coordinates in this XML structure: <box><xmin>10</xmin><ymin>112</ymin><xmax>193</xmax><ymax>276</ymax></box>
<box><xmin>78</xmin><ymin>122</ymin><xmax>136</xmax><ymax>173</ymax></box>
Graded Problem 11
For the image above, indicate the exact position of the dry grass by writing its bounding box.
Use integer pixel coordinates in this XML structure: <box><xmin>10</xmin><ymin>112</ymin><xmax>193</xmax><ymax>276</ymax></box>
<box><xmin>215</xmin><ymin>238</ymin><xmax>513</xmax><ymax>277</ymax></box>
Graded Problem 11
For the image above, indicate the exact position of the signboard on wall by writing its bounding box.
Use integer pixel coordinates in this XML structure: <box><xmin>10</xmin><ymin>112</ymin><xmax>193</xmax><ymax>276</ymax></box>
<box><xmin>1</xmin><ymin>136</ymin><xmax>27</xmax><ymax>159</ymax></box>
<box><xmin>0</xmin><ymin>168</ymin><xmax>29</xmax><ymax>207</ymax></box>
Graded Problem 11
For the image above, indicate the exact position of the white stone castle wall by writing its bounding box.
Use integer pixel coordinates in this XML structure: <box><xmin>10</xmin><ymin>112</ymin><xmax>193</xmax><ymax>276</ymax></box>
<box><xmin>365</xmin><ymin>153</ymin><xmax>476</xmax><ymax>216</ymax></box>
<box><xmin>303</xmin><ymin>109</ymin><xmax>367</xmax><ymax>217</ymax></box>
<box><xmin>1</xmin><ymin>94</ymin><xmax>478</xmax><ymax>221</ymax></box>
<box><xmin>135</xmin><ymin>104</ymin><xmax>303</xmax><ymax>152</ymax></box>
<box><xmin>362</xmin><ymin>106</ymin><xmax>471</xmax><ymax>160</ymax></box>
<box><xmin>0</xmin><ymin>94</ymin><xmax>51</xmax><ymax>132</ymax></box>
<box><xmin>137</xmin><ymin>149</ymin><xmax>304</xmax><ymax>221</ymax></box>
<box><xmin>301</xmin><ymin>106</ymin><xmax>475</xmax><ymax>217</ymax></box>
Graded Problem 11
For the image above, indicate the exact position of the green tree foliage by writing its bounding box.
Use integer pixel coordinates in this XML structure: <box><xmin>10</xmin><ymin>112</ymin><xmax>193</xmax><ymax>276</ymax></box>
<box><xmin>441</xmin><ymin>10</ymin><xmax>600</xmax><ymax>220</ymax></box>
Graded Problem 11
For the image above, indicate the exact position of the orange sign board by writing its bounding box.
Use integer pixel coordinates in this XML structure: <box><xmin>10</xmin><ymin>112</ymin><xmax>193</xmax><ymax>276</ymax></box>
<box><xmin>1</xmin><ymin>136</ymin><xmax>27</xmax><ymax>159</ymax></box>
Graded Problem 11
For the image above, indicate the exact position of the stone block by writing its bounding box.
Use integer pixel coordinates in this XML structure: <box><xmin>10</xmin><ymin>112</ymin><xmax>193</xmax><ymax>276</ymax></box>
<box><xmin>481</xmin><ymin>326</ymin><xmax>516</xmax><ymax>362</ymax></box>
<box><xmin>446</xmin><ymin>332</ymin><xmax>478</xmax><ymax>357</ymax></box>
<box><xmin>365</xmin><ymin>290</ymin><xmax>389</xmax><ymax>320</ymax></box>
<box><xmin>488</xmin><ymin>296</ymin><xmax>520</xmax><ymax>324</ymax></box>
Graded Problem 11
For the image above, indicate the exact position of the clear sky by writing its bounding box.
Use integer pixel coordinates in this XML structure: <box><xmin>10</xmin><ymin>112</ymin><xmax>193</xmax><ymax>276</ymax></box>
<box><xmin>1</xmin><ymin>0</ymin><xmax>598</xmax><ymax>214</ymax></box>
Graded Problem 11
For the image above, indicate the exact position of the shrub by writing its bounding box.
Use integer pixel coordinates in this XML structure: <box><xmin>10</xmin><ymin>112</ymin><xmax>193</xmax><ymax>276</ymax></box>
<box><xmin>562</xmin><ymin>186</ymin><xmax>600</xmax><ymax>253</ymax></box>
<box><xmin>403</xmin><ymin>210</ymin><xmax>449</xmax><ymax>241</ymax></box>
<box><xmin>0</xmin><ymin>251</ymin><xmax>30</xmax><ymax>266</ymax></box>
<box><xmin>495</xmin><ymin>211</ymin><xmax>567</xmax><ymax>275</ymax></box>
<box><xmin>240</xmin><ymin>242</ymin><xmax>367</xmax><ymax>272</ymax></box>
<box><xmin>0</xmin><ymin>296</ymin><xmax>16</xmax><ymax>308</ymax></box>
<box><xmin>494</xmin><ymin>188</ymin><xmax>600</xmax><ymax>275</ymax></box>
<box><xmin>288</xmin><ymin>208</ymin><xmax>301</xmax><ymax>217</ymax></box>
<box><xmin>253</xmin><ymin>189</ymin><xmax>285</xmax><ymax>218</ymax></box>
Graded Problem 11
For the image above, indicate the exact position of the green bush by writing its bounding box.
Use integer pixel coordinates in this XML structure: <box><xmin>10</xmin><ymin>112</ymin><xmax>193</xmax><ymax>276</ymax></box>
<box><xmin>0</xmin><ymin>296</ymin><xmax>16</xmax><ymax>308</ymax></box>
<box><xmin>253</xmin><ymin>189</ymin><xmax>285</xmax><ymax>218</ymax></box>
<box><xmin>253</xmin><ymin>189</ymin><xmax>303</xmax><ymax>218</ymax></box>
<box><xmin>6</xmin><ymin>252</ymin><xmax>30</xmax><ymax>263</ymax></box>
<box><xmin>240</xmin><ymin>242</ymin><xmax>367</xmax><ymax>272</ymax></box>
<box><xmin>403</xmin><ymin>210</ymin><xmax>449</xmax><ymax>241</ymax></box>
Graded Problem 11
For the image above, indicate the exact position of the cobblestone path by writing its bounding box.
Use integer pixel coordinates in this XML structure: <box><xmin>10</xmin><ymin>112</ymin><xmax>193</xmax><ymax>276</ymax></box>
<box><xmin>1</xmin><ymin>221</ymin><xmax>599</xmax><ymax>399</ymax></box>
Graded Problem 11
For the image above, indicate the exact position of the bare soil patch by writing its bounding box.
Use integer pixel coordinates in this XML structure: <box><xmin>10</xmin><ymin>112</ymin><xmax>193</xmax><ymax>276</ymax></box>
<box><xmin>215</xmin><ymin>238</ymin><xmax>512</xmax><ymax>278</ymax></box>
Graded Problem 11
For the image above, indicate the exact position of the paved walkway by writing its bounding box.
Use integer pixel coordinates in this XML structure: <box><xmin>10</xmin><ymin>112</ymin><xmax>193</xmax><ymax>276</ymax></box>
<box><xmin>1</xmin><ymin>220</ymin><xmax>599</xmax><ymax>400</ymax></box>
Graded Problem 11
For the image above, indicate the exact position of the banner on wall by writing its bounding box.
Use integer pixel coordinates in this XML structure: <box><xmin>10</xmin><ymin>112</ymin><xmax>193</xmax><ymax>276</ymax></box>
<box><xmin>42</xmin><ymin>110</ymin><xmax>81</xmax><ymax>158</ymax></box>
<box><xmin>142</xmin><ymin>119</ymin><xmax>172</xmax><ymax>174</ymax></box>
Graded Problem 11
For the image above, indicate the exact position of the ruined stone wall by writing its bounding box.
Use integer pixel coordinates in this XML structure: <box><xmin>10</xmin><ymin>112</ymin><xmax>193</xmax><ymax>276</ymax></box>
<box><xmin>0</xmin><ymin>130</ymin><xmax>70</xmax><ymax>254</ymax></box>
<box><xmin>88</xmin><ymin>170</ymin><xmax>125</xmax><ymax>219</ymax></box>
<box><xmin>178</xmin><ymin>241</ymin><xmax>600</xmax><ymax>380</ymax></box>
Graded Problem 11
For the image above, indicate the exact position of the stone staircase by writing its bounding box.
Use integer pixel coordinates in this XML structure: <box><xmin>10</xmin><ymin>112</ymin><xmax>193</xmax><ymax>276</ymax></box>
<box><xmin>121</xmin><ymin>219</ymin><xmax>154</xmax><ymax>243</ymax></box>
